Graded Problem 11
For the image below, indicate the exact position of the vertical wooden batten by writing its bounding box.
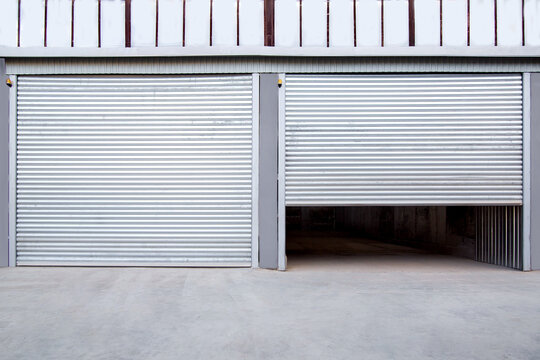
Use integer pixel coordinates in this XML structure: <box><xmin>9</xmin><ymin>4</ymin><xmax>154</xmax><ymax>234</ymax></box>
<box><xmin>71</xmin><ymin>0</ymin><xmax>75</xmax><ymax>47</ymax></box>
<box><xmin>182</xmin><ymin>0</ymin><xmax>186</xmax><ymax>46</ymax></box>
<box><xmin>264</xmin><ymin>0</ymin><xmax>275</xmax><ymax>46</ymax></box>
<box><xmin>299</xmin><ymin>0</ymin><xmax>303</xmax><ymax>47</ymax></box>
<box><xmin>326</xmin><ymin>0</ymin><xmax>330</xmax><ymax>47</ymax></box>
<box><xmin>155</xmin><ymin>0</ymin><xmax>159</xmax><ymax>47</ymax></box>
<box><xmin>381</xmin><ymin>0</ymin><xmax>384</xmax><ymax>47</ymax></box>
<box><xmin>522</xmin><ymin>0</ymin><xmax>525</xmax><ymax>46</ymax></box>
<box><xmin>17</xmin><ymin>0</ymin><xmax>21</xmax><ymax>47</ymax></box>
<box><xmin>98</xmin><ymin>0</ymin><xmax>102</xmax><ymax>47</ymax></box>
<box><xmin>494</xmin><ymin>0</ymin><xmax>498</xmax><ymax>46</ymax></box>
<box><xmin>125</xmin><ymin>0</ymin><xmax>131</xmax><ymax>47</ymax></box>
<box><xmin>209</xmin><ymin>0</ymin><xmax>213</xmax><ymax>46</ymax></box>
<box><xmin>439</xmin><ymin>0</ymin><xmax>443</xmax><ymax>46</ymax></box>
<box><xmin>408</xmin><ymin>0</ymin><xmax>415</xmax><ymax>46</ymax></box>
<box><xmin>44</xmin><ymin>0</ymin><xmax>48</xmax><ymax>47</ymax></box>
<box><xmin>353</xmin><ymin>0</ymin><xmax>357</xmax><ymax>47</ymax></box>
<box><xmin>467</xmin><ymin>0</ymin><xmax>470</xmax><ymax>46</ymax></box>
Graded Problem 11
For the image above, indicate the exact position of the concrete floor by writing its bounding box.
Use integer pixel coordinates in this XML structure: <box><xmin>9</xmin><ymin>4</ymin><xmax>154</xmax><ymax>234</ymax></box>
<box><xmin>1</xmin><ymin>239</ymin><xmax>540</xmax><ymax>360</ymax></box>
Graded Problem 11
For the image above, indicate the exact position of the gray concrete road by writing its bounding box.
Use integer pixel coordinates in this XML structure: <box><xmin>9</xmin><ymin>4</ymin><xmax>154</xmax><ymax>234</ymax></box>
<box><xmin>1</xmin><ymin>254</ymin><xmax>539</xmax><ymax>360</ymax></box>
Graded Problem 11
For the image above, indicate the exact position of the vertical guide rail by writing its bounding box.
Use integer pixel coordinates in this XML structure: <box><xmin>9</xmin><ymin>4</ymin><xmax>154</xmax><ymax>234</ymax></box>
<box><xmin>278</xmin><ymin>73</ymin><xmax>286</xmax><ymax>271</ymax></box>
<box><xmin>251</xmin><ymin>74</ymin><xmax>260</xmax><ymax>268</ymax></box>
<box><xmin>8</xmin><ymin>76</ymin><xmax>17</xmax><ymax>266</ymax></box>
<box><xmin>523</xmin><ymin>73</ymin><xmax>531</xmax><ymax>270</ymax></box>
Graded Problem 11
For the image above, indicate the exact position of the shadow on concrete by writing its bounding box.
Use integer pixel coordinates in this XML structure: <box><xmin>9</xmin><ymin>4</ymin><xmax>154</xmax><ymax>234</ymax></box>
<box><xmin>284</xmin><ymin>229</ymin><xmax>502</xmax><ymax>272</ymax></box>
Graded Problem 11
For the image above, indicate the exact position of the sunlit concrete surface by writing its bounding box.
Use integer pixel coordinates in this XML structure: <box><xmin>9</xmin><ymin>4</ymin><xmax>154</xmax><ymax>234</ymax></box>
<box><xmin>1</xmin><ymin>239</ymin><xmax>540</xmax><ymax>360</ymax></box>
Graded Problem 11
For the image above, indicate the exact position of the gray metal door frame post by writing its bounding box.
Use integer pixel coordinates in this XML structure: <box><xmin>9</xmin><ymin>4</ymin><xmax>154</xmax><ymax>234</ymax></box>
<box><xmin>278</xmin><ymin>73</ymin><xmax>286</xmax><ymax>271</ymax></box>
<box><xmin>259</xmin><ymin>74</ymin><xmax>280</xmax><ymax>269</ymax></box>
<box><xmin>529</xmin><ymin>73</ymin><xmax>540</xmax><ymax>270</ymax></box>
<box><xmin>0</xmin><ymin>60</ymin><xmax>8</xmax><ymax>267</ymax></box>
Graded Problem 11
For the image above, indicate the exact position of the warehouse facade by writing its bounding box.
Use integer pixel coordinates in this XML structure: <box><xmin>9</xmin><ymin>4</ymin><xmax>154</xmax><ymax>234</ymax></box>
<box><xmin>1</xmin><ymin>0</ymin><xmax>540</xmax><ymax>270</ymax></box>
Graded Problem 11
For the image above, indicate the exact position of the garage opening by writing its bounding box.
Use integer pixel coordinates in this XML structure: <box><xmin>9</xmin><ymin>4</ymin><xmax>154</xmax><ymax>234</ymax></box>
<box><xmin>283</xmin><ymin>73</ymin><xmax>524</xmax><ymax>271</ymax></box>
<box><xmin>285</xmin><ymin>206</ymin><xmax>523</xmax><ymax>270</ymax></box>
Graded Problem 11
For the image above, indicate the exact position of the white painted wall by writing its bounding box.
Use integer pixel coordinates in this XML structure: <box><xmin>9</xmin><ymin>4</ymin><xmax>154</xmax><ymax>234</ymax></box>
<box><xmin>275</xmin><ymin>0</ymin><xmax>300</xmax><ymax>47</ymax></box>
<box><xmin>20</xmin><ymin>0</ymin><xmax>45</xmax><ymax>47</ymax></box>
<box><xmin>525</xmin><ymin>0</ymin><xmax>540</xmax><ymax>45</ymax></box>
<box><xmin>158</xmin><ymin>0</ymin><xmax>183</xmax><ymax>46</ymax></box>
<box><xmin>415</xmin><ymin>0</ymin><xmax>440</xmax><ymax>46</ymax></box>
<box><xmin>47</xmin><ymin>0</ymin><xmax>72</xmax><ymax>47</ymax></box>
<box><xmin>0</xmin><ymin>0</ymin><xmax>19</xmax><ymax>47</ymax></box>
<box><xmin>1</xmin><ymin>0</ymin><xmax>538</xmax><ymax>51</ymax></box>
<box><xmin>442</xmin><ymin>0</ymin><xmax>467</xmax><ymax>46</ymax></box>
<box><xmin>330</xmin><ymin>0</ymin><xmax>354</xmax><ymax>47</ymax></box>
<box><xmin>470</xmin><ymin>0</ymin><xmax>495</xmax><ymax>46</ymax></box>
<box><xmin>356</xmin><ymin>0</ymin><xmax>382</xmax><ymax>46</ymax></box>
<box><xmin>186</xmin><ymin>0</ymin><xmax>211</xmax><ymax>46</ymax></box>
<box><xmin>74</xmin><ymin>0</ymin><xmax>99</xmax><ymax>47</ymax></box>
<box><xmin>239</xmin><ymin>0</ymin><xmax>264</xmax><ymax>46</ymax></box>
<box><xmin>101</xmin><ymin>0</ymin><xmax>125</xmax><ymax>47</ymax></box>
<box><xmin>498</xmin><ymin>0</ymin><xmax>523</xmax><ymax>46</ymax></box>
<box><xmin>214</xmin><ymin>0</ymin><xmax>237</xmax><ymax>46</ymax></box>
<box><xmin>302</xmin><ymin>0</ymin><xmax>327</xmax><ymax>46</ymax></box>
<box><xmin>384</xmin><ymin>0</ymin><xmax>409</xmax><ymax>46</ymax></box>
<box><xmin>132</xmin><ymin>0</ymin><xmax>156</xmax><ymax>47</ymax></box>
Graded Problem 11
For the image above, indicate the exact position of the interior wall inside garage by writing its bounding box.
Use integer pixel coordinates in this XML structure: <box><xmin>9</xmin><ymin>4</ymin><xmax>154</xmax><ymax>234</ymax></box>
<box><xmin>286</xmin><ymin>206</ymin><xmax>477</xmax><ymax>259</ymax></box>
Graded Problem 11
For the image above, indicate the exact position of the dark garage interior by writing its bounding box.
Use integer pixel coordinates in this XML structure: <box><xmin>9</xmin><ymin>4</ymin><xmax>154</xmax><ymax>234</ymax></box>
<box><xmin>286</xmin><ymin>206</ymin><xmax>480</xmax><ymax>264</ymax></box>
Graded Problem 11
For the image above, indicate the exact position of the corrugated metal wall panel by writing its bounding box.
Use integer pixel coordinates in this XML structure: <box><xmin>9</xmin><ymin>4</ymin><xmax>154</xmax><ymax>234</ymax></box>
<box><xmin>476</xmin><ymin>206</ymin><xmax>522</xmax><ymax>270</ymax></box>
<box><xmin>6</xmin><ymin>57</ymin><xmax>540</xmax><ymax>75</ymax></box>
<box><xmin>16</xmin><ymin>75</ymin><xmax>253</xmax><ymax>266</ymax></box>
<box><xmin>285</xmin><ymin>74</ymin><xmax>523</xmax><ymax>205</ymax></box>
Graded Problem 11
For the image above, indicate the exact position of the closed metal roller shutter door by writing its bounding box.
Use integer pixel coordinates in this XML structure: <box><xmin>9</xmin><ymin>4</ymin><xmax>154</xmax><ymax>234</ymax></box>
<box><xmin>16</xmin><ymin>75</ymin><xmax>253</xmax><ymax>266</ymax></box>
<box><xmin>285</xmin><ymin>74</ymin><xmax>523</xmax><ymax>206</ymax></box>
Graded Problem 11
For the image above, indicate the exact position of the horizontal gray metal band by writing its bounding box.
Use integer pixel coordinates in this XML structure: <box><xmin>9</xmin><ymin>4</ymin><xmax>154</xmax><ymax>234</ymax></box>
<box><xmin>6</xmin><ymin>57</ymin><xmax>540</xmax><ymax>75</ymax></box>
